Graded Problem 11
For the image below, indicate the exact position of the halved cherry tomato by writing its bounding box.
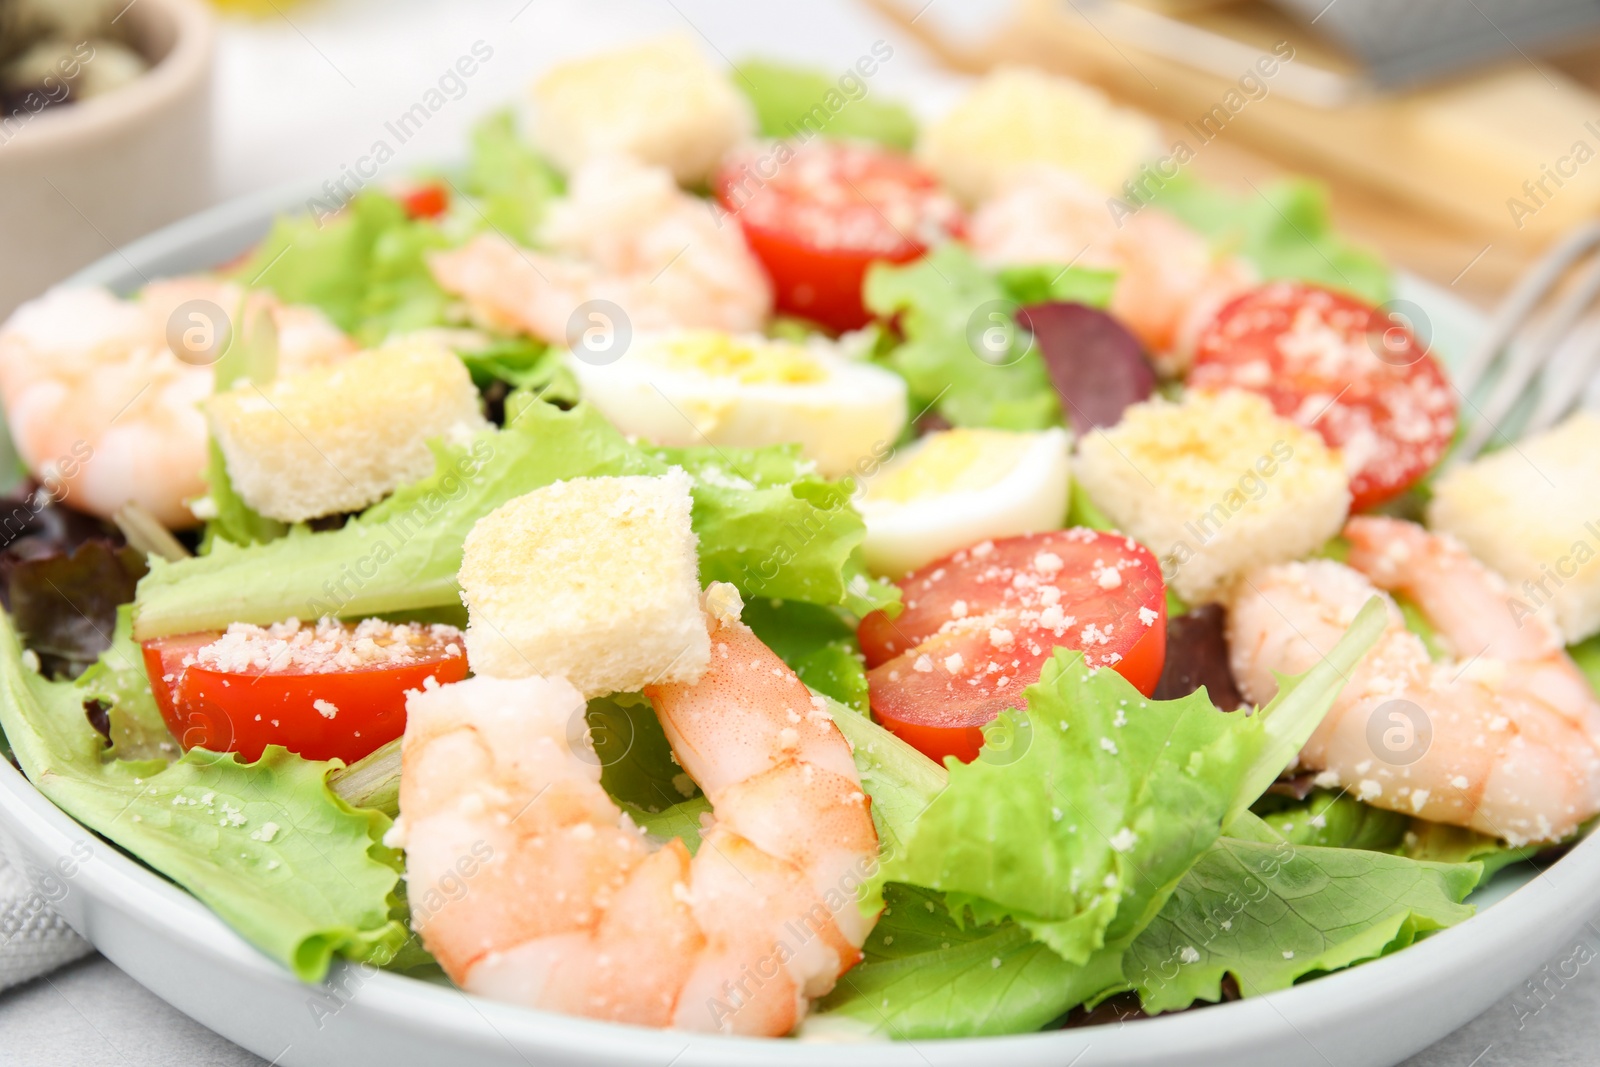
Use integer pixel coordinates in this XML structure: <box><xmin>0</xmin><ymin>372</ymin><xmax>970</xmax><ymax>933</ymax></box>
<box><xmin>1188</xmin><ymin>282</ymin><xmax>1457</xmax><ymax>511</ymax></box>
<box><xmin>713</xmin><ymin>140</ymin><xmax>964</xmax><ymax>332</ymax></box>
<box><xmin>142</xmin><ymin>620</ymin><xmax>468</xmax><ymax>764</ymax></box>
<box><xmin>859</xmin><ymin>529</ymin><xmax>1167</xmax><ymax>764</ymax></box>
<box><xmin>399</xmin><ymin>182</ymin><xmax>450</xmax><ymax>220</ymax></box>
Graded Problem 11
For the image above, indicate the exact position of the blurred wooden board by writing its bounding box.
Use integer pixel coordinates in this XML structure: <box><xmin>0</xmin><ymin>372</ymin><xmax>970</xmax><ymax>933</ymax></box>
<box><xmin>867</xmin><ymin>0</ymin><xmax>1600</xmax><ymax>306</ymax></box>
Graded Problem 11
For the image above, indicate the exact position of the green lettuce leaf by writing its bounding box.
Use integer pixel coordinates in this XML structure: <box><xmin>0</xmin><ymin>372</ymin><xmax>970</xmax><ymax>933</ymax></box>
<box><xmin>1401</xmin><ymin>820</ymin><xmax>1542</xmax><ymax>887</ymax></box>
<box><xmin>865</xmin><ymin>245</ymin><xmax>1113</xmax><ymax>431</ymax></box>
<box><xmin>231</xmin><ymin>192</ymin><xmax>453</xmax><ymax>347</ymax></box>
<box><xmin>588</xmin><ymin>693</ymin><xmax>699</xmax><ymax>814</ymax></box>
<box><xmin>785</xmin><ymin>713</ymin><xmax>1122</xmax><ymax>1039</ymax></box>
<box><xmin>742</xmin><ymin>599</ymin><xmax>868</xmax><ymax>712</ymax></box>
<box><xmin>1255</xmin><ymin>788</ymin><xmax>1543</xmax><ymax>888</ymax></box>
<box><xmin>458</xmin><ymin>108</ymin><xmax>563</xmax><ymax>245</ymax></box>
<box><xmin>0</xmin><ymin>609</ymin><xmax>406</xmax><ymax>981</ymax></box>
<box><xmin>327</xmin><ymin>739</ymin><xmax>401</xmax><ymax>818</ymax></box>
<box><xmin>1254</xmin><ymin>789</ymin><xmax>1410</xmax><ymax>852</ymax></box>
<box><xmin>823</xmin><ymin>597</ymin><xmax>1385</xmax><ymax>1036</ymax></box>
<box><xmin>871</xmin><ymin>597</ymin><xmax>1385</xmax><ymax>963</ymax></box>
<box><xmin>1146</xmin><ymin>173</ymin><xmax>1390</xmax><ymax>305</ymax></box>
<box><xmin>1126</xmin><ymin>833</ymin><xmax>1476</xmax><ymax>1012</ymax></box>
<box><xmin>74</xmin><ymin>605</ymin><xmax>175</xmax><ymax>763</ymax></box>
<box><xmin>820</xmin><ymin>691</ymin><xmax>946</xmax><ymax>859</ymax></box>
<box><xmin>135</xmin><ymin>402</ymin><xmax>895</xmax><ymax>638</ymax></box>
<box><xmin>733</xmin><ymin>59</ymin><xmax>916</xmax><ymax>149</ymax></box>
<box><xmin>873</xmin><ymin>653</ymin><xmax>1251</xmax><ymax>964</ymax></box>
<box><xmin>199</xmin><ymin>442</ymin><xmax>287</xmax><ymax>550</ymax></box>
<box><xmin>807</xmin><ymin>883</ymin><xmax>1123</xmax><ymax>1039</ymax></box>
<box><xmin>454</xmin><ymin>335</ymin><xmax>562</xmax><ymax>393</ymax></box>
<box><xmin>995</xmin><ymin>263</ymin><xmax>1119</xmax><ymax>309</ymax></box>
<box><xmin>198</xmin><ymin>305</ymin><xmax>288</xmax><ymax>550</ymax></box>
<box><xmin>620</xmin><ymin>795</ymin><xmax>712</xmax><ymax>851</ymax></box>
<box><xmin>644</xmin><ymin>443</ymin><xmax>897</xmax><ymax>616</ymax></box>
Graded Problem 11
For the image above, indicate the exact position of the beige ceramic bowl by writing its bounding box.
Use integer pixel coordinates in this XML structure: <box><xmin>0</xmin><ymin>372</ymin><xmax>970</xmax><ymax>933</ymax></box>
<box><xmin>0</xmin><ymin>0</ymin><xmax>215</xmax><ymax>317</ymax></box>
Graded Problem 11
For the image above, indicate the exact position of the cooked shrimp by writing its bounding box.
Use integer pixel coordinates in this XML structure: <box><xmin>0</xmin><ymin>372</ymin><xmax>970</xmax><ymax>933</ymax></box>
<box><xmin>1228</xmin><ymin>517</ymin><xmax>1600</xmax><ymax>843</ymax></box>
<box><xmin>427</xmin><ymin>156</ymin><xmax>772</xmax><ymax>345</ymax></box>
<box><xmin>0</xmin><ymin>279</ymin><xmax>353</xmax><ymax>528</ymax></box>
<box><xmin>398</xmin><ymin>587</ymin><xmax>878</xmax><ymax>1035</ymax></box>
<box><xmin>968</xmin><ymin>165</ymin><xmax>1253</xmax><ymax>369</ymax></box>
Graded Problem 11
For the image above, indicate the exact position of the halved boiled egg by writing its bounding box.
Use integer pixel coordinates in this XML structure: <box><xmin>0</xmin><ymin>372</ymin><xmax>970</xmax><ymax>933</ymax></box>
<box><xmin>566</xmin><ymin>329</ymin><xmax>907</xmax><ymax>478</ymax></box>
<box><xmin>856</xmin><ymin>427</ymin><xmax>1072</xmax><ymax>577</ymax></box>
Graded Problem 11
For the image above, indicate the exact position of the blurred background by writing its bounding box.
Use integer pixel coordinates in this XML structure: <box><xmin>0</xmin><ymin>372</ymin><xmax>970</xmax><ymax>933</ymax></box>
<box><xmin>3</xmin><ymin>0</ymin><xmax>1600</xmax><ymax>313</ymax></box>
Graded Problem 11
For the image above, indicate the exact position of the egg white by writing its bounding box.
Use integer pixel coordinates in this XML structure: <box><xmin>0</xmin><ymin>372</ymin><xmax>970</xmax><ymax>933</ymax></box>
<box><xmin>856</xmin><ymin>427</ymin><xmax>1073</xmax><ymax>578</ymax></box>
<box><xmin>566</xmin><ymin>330</ymin><xmax>907</xmax><ymax>479</ymax></box>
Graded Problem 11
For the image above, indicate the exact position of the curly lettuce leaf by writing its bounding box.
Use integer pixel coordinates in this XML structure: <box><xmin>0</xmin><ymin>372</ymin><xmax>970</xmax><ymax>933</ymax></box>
<box><xmin>995</xmin><ymin>263</ymin><xmax>1118</xmax><ymax>309</ymax></box>
<box><xmin>75</xmin><ymin>604</ymin><xmax>175</xmax><ymax>762</ymax></box>
<box><xmin>200</xmin><ymin>442</ymin><xmax>287</xmax><ymax>551</ymax></box>
<box><xmin>459</xmin><ymin>108</ymin><xmax>563</xmax><ymax>245</ymax></box>
<box><xmin>807</xmin><ymin>884</ymin><xmax>1124</xmax><ymax>1039</ymax></box>
<box><xmin>1146</xmin><ymin>172</ymin><xmax>1390</xmax><ymax>305</ymax></box>
<box><xmin>645</xmin><ymin>443</ymin><xmax>897</xmax><ymax>616</ymax></box>
<box><xmin>199</xmin><ymin>309</ymin><xmax>289</xmax><ymax>550</ymax></box>
<box><xmin>1401</xmin><ymin>819</ymin><xmax>1543</xmax><ymax>887</ymax></box>
<box><xmin>870</xmin><ymin>598</ymin><xmax>1385</xmax><ymax>960</ymax></box>
<box><xmin>872</xmin><ymin>653</ymin><xmax>1253</xmax><ymax>964</ymax></box>
<box><xmin>796</xmin><ymin>710</ymin><xmax>1119</xmax><ymax>1040</ymax></box>
<box><xmin>815</xmin><ymin>605</ymin><xmax>1400</xmax><ymax>1037</ymax></box>
<box><xmin>734</xmin><ymin>59</ymin><xmax>917</xmax><ymax>149</ymax></box>
<box><xmin>231</xmin><ymin>192</ymin><xmax>453</xmax><ymax>347</ymax></box>
<box><xmin>742</xmin><ymin>599</ymin><xmax>868</xmax><ymax>712</ymax></box>
<box><xmin>135</xmin><ymin>404</ymin><xmax>619</xmax><ymax>637</ymax></box>
<box><xmin>1126</xmin><ymin>831</ymin><xmax>1476</xmax><ymax>1013</ymax></box>
<box><xmin>820</xmin><ymin>690</ymin><xmax>946</xmax><ymax>859</ymax></box>
<box><xmin>588</xmin><ymin>693</ymin><xmax>699</xmax><ymax>814</ymax></box>
<box><xmin>454</xmin><ymin>335</ymin><xmax>561</xmax><ymax>393</ymax></box>
<box><xmin>1254</xmin><ymin>788</ymin><xmax>1410</xmax><ymax>852</ymax></box>
<box><xmin>1256</xmin><ymin>788</ymin><xmax>1543</xmax><ymax>888</ymax></box>
<box><xmin>0</xmin><ymin>609</ymin><xmax>405</xmax><ymax>981</ymax></box>
<box><xmin>135</xmin><ymin>403</ymin><xmax>893</xmax><ymax>638</ymax></box>
<box><xmin>865</xmin><ymin>244</ymin><xmax>1114</xmax><ymax>431</ymax></box>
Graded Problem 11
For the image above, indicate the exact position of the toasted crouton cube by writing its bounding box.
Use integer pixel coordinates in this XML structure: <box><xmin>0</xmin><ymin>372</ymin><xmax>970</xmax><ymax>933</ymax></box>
<box><xmin>205</xmin><ymin>339</ymin><xmax>488</xmax><ymax>524</ymax></box>
<box><xmin>1428</xmin><ymin>412</ymin><xmax>1600</xmax><ymax>643</ymax></box>
<box><xmin>1075</xmin><ymin>390</ymin><xmax>1351</xmax><ymax>603</ymax></box>
<box><xmin>458</xmin><ymin>471</ymin><xmax>710</xmax><ymax>695</ymax></box>
<box><xmin>918</xmin><ymin>66</ymin><xmax>1159</xmax><ymax>204</ymax></box>
<box><xmin>531</xmin><ymin>35</ymin><xmax>753</xmax><ymax>186</ymax></box>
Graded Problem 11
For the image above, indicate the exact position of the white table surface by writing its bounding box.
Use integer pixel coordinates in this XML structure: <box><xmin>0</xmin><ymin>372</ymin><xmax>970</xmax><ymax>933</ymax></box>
<box><xmin>0</xmin><ymin>0</ymin><xmax>1590</xmax><ymax>1063</ymax></box>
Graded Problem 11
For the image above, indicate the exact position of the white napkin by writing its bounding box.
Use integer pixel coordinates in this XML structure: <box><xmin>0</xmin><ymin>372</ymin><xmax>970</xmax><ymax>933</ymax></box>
<box><xmin>0</xmin><ymin>852</ymin><xmax>92</xmax><ymax>993</ymax></box>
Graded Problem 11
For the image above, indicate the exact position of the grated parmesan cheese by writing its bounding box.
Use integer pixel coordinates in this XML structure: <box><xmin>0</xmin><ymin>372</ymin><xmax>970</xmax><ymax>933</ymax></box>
<box><xmin>195</xmin><ymin>617</ymin><xmax>464</xmax><ymax>675</ymax></box>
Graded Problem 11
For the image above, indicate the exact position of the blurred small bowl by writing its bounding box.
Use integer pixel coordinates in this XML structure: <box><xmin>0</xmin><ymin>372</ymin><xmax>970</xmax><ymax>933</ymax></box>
<box><xmin>0</xmin><ymin>0</ymin><xmax>215</xmax><ymax>317</ymax></box>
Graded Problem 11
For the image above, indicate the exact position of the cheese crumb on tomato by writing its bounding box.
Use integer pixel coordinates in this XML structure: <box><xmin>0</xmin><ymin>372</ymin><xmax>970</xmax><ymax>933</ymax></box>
<box><xmin>195</xmin><ymin>618</ymin><xmax>464</xmax><ymax>674</ymax></box>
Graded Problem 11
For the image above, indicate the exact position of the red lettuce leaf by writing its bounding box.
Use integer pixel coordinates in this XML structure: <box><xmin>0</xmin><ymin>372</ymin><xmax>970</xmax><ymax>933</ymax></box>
<box><xmin>1018</xmin><ymin>302</ymin><xmax>1156</xmax><ymax>435</ymax></box>
<box><xmin>1152</xmin><ymin>604</ymin><xmax>1246</xmax><ymax>712</ymax></box>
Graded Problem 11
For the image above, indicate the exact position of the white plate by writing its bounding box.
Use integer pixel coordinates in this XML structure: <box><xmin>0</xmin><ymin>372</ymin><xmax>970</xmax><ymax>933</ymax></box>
<box><xmin>0</xmin><ymin>188</ymin><xmax>1589</xmax><ymax>1067</ymax></box>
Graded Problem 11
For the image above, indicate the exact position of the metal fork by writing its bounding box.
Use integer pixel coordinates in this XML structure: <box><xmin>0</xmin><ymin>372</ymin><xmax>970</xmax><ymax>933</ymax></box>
<box><xmin>1450</xmin><ymin>221</ymin><xmax>1600</xmax><ymax>464</ymax></box>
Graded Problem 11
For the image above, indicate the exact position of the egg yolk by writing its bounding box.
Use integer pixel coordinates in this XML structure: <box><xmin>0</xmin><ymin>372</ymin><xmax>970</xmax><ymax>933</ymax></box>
<box><xmin>651</xmin><ymin>332</ymin><xmax>826</xmax><ymax>384</ymax></box>
<box><xmin>866</xmin><ymin>428</ymin><xmax>1036</xmax><ymax>504</ymax></box>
